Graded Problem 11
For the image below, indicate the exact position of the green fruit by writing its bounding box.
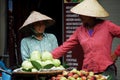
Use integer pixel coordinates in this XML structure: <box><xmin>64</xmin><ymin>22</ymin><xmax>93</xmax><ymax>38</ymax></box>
<box><xmin>68</xmin><ymin>76</ymin><xmax>76</xmax><ymax>80</ymax></box>
<box><xmin>41</xmin><ymin>51</ymin><xmax>53</xmax><ymax>61</ymax></box>
<box><xmin>31</xmin><ymin>68</ymin><xmax>38</xmax><ymax>72</ymax></box>
<box><xmin>41</xmin><ymin>60</ymin><xmax>53</xmax><ymax>68</ymax></box>
<box><xmin>30</xmin><ymin>50</ymin><xmax>41</xmax><ymax>60</ymax></box>
<box><xmin>60</xmin><ymin>77</ymin><xmax>67</xmax><ymax>80</ymax></box>
<box><xmin>22</xmin><ymin>60</ymin><xmax>33</xmax><ymax>70</ymax></box>
<box><xmin>76</xmin><ymin>77</ymin><xmax>82</xmax><ymax>80</ymax></box>
<box><xmin>52</xmin><ymin>59</ymin><xmax>61</xmax><ymax>67</ymax></box>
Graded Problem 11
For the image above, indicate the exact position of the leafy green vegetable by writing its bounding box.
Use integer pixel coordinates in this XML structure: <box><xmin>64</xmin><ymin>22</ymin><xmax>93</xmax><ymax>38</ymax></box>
<box><xmin>31</xmin><ymin>60</ymin><xmax>42</xmax><ymax>70</ymax></box>
<box><xmin>43</xmin><ymin>64</ymin><xmax>54</xmax><ymax>69</ymax></box>
<box><xmin>22</xmin><ymin>68</ymin><xmax>31</xmax><ymax>72</ymax></box>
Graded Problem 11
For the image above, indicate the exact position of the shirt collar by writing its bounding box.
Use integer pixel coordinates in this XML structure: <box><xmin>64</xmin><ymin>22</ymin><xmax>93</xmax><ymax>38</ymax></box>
<box><xmin>31</xmin><ymin>33</ymin><xmax>46</xmax><ymax>40</ymax></box>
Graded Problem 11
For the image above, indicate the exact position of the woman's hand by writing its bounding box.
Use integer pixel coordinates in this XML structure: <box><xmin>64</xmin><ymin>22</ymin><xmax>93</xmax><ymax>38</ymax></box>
<box><xmin>111</xmin><ymin>53</ymin><xmax>118</xmax><ymax>62</ymax></box>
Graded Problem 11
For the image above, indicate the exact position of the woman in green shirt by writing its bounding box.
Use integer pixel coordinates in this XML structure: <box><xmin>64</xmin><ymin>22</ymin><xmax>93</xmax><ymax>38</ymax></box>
<box><xmin>19</xmin><ymin>11</ymin><xmax>58</xmax><ymax>61</ymax></box>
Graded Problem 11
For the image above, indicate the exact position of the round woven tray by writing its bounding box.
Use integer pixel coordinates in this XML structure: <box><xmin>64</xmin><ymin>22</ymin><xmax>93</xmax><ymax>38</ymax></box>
<box><xmin>12</xmin><ymin>70</ymin><xmax>64</xmax><ymax>76</ymax></box>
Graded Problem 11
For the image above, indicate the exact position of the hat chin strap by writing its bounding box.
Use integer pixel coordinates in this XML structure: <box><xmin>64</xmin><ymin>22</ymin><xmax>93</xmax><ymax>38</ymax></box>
<box><xmin>30</xmin><ymin>28</ymin><xmax>43</xmax><ymax>36</ymax></box>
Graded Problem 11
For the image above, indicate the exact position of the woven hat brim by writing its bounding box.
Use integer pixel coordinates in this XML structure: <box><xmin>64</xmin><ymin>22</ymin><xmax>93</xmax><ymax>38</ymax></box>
<box><xmin>19</xmin><ymin>20</ymin><xmax>55</xmax><ymax>33</ymax></box>
<box><xmin>70</xmin><ymin>0</ymin><xmax>109</xmax><ymax>18</ymax></box>
<box><xmin>19</xmin><ymin>11</ymin><xmax>55</xmax><ymax>33</ymax></box>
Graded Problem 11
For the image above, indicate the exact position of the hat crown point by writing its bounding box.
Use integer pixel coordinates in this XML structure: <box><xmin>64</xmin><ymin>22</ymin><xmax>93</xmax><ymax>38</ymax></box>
<box><xmin>19</xmin><ymin>11</ymin><xmax>55</xmax><ymax>32</ymax></box>
<box><xmin>70</xmin><ymin>0</ymin><xmax>109</xmax><ymax>17</ymax></box>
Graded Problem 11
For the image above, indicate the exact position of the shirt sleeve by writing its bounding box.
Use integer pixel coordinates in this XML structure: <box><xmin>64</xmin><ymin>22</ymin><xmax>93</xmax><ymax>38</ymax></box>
<box><xmin>52</xmin><ymin>28</ymin><xmax>80</xmax><ymax>59</ymax></box>
<box><xmin>107</xmin><ymin>21</ymin><xmax>120</xmax><ymax>56</ymax></box>
<box><xmin>107</xmin><ymin>20</ymin><xmax>120</xmax><ymax>37</ymax></box>
<box><xmin>20</xmin><ymin>38</ymin><xmax>29</xmax><ymax>61</ymax></box>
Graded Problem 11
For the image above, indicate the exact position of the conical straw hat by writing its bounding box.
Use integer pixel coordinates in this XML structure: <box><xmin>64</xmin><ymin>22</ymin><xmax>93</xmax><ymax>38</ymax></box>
<box><xmin>70</xmin><ymin>0</ymin><xmax>109</xmax><ymax>17</ymax></box>
<box><xmin>19</xmin><ymin>11</ymin><xmax>55</xmax><ymax>33</ymax></box>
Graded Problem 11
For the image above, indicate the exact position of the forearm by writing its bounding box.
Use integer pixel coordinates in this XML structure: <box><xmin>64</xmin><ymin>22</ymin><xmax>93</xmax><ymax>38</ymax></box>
<box><xmin>52</xmin><ymin>37</ymin><xmax>79</xmax><ymax>58</ymax></box>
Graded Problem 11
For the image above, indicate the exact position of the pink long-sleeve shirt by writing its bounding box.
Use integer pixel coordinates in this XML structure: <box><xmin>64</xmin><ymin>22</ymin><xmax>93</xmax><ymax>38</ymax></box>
<box><xmin>52</xmin><ymin>20</ymin><xmax>120</xmax><ymax>73</ymax></box>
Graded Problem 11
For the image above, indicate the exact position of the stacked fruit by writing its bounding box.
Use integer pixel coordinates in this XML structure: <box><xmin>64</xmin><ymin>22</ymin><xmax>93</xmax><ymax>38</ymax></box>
<box><xmin>21</xmin><ymin>50</ymin><xmax>65</xmax><ymax>72</ymax></box>
<box><xmin>51</xmin><ymin>69</ymin><xmax>108</xmax><ymax>80</ymax></box>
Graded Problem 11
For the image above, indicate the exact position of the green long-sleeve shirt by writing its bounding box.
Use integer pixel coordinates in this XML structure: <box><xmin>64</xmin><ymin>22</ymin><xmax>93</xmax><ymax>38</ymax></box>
<box><xmin>21</xmin><ymin>33</ymin><xmax>58</xmax><ymax>61</ymax></box>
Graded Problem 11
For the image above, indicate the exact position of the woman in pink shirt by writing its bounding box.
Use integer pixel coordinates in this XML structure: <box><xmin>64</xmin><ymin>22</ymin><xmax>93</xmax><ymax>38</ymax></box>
<box><xmin>52</xmin><ymin>0</ymin><xmax>120</xmax><ymax>79</ymax></box>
